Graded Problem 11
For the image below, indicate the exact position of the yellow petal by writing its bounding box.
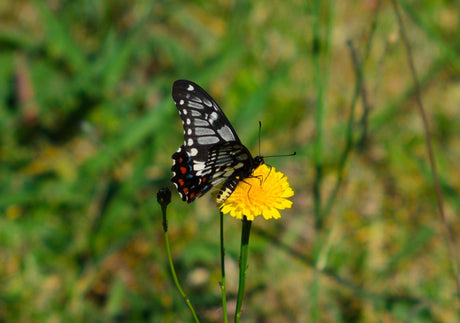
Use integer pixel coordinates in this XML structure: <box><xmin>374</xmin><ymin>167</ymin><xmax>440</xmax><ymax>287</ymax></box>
<box><xmin>219</xmin><ymin>164</ymin><xmax>294</xmax><ymax>221</ymax></box>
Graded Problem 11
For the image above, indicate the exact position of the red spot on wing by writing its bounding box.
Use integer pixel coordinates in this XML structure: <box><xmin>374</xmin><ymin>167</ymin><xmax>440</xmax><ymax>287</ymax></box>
<box><xmin>178</xmin><ymin>178</ymin><xmax>185</xmax><ymax>186</ymax></box>
<box><xmin>180</xmin><ymin>166</ymin><xmax>187</xmax><ymax>174</ymax></box>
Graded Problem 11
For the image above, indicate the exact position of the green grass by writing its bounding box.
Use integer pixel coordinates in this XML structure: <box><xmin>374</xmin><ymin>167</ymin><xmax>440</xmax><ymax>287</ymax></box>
<box><xmin>1</xmin><ymin>1</ymin><xmax>459</xmax><ymax>322</ymax></box>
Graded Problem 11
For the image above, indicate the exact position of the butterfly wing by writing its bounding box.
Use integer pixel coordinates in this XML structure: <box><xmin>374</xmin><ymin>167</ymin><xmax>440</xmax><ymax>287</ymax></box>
<box><xmin>172</xmin><ymin>80</ymin><xmax>241</xmax><ymax>160</ymax></box>
<box><xmin>171</xmin><ymin>142</ymin><xmax>253</xmax><ymax>202</ymax></box>
<box><xmin>171</xmin><ymin>80</ymin><xmax>253</xmax><ymax>203</ymax></box>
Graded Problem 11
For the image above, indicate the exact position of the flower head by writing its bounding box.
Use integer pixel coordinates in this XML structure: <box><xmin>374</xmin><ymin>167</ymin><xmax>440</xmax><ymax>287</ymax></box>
<box><xmin>219</xmin><ymin>164</ymin><xmax>294</xmax><ymax>221</ymax></box>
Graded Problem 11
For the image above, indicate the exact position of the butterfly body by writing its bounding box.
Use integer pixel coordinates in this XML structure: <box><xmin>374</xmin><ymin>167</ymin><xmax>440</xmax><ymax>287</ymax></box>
<box><xmin>171</xmin><ymin>80</ymin><xmax>263</xmax><ymax>203</ymax></box>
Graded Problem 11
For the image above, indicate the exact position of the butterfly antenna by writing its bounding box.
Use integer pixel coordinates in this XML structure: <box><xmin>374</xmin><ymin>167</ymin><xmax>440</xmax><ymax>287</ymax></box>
<box><xmin>258</xmin><ymin>121</ymin><xmax>296</xmax><ymax>158</ymax></box>
<box><xmin>258</xmin><ymin>121</ymin><xmax>262</xmax><ymax>156</ymax></box>
<box><xmin>264</xmin><ymin>152</ymin><xmax>297</xmax><ymax>158</ymax></box>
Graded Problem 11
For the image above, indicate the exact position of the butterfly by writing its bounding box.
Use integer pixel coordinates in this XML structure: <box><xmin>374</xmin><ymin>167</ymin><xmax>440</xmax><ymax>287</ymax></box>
<box><xmin>171</xmin><ymin>80</ymin><xmax>264</xmax><ymax>203</ymax></box>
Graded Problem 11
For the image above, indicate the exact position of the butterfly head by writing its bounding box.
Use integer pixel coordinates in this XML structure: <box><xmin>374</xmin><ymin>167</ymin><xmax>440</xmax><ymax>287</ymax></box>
<box><xmin>253</xmin><ymin>155</ymin><xmax>265</xmax><ymax>168</ymax></box>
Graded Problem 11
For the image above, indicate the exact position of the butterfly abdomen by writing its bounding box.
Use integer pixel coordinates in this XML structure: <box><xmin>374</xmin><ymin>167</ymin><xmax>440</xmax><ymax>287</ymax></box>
<box><xmin>217</xmin><ymin>176</ymin><xmax>241</xmax><ymax>204</ymax></box>
<box><xmin>216</xmin><ymin>155</ymin><xmax>264</xmax><ymax>204</ymax></box>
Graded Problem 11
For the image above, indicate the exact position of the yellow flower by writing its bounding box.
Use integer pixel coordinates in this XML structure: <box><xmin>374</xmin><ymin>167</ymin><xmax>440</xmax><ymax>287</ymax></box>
<box><xmin>219</xmin><ymin>164</ymin><xmax>294</xmax><ymax>221</ymax></box>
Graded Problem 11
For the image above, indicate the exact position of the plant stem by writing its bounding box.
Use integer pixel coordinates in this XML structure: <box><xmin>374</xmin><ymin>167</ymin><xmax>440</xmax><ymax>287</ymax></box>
<box><xmin>220</xmin><ymin>211</ymin><xmax>228</xmax><ymax>323</ymax></box>
<box><xmin>160</xmin><ymin>195</ymin><xmax>200</xmax><ymax>323</ymax></box>
<box><xmin>234</xmin><ymin>217</ymin><xmax>252</xmax><ymax>323</ymax></box>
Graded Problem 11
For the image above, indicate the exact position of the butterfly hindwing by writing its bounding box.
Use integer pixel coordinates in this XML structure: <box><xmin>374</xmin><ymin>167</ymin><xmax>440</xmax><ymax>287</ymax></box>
<box><xmin>171</xmin><ymin>142</ymin><xmax>252</xmax><ymax>203</ymax></box>
<box><xmin>171</xmin><ymin>146</ymin><xmax>210</xmax><ymax>202</ymax></box>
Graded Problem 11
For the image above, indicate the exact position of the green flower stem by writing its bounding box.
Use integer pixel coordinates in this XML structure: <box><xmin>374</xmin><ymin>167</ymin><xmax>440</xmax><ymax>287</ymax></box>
<box><xmin>158</xmin><ymin>189</ymin><xmax>199</xmax><ymax>323</ymax></box>
<box><xmin>163</xmin><ymin>231</ymin><xmax>199</xmax><ymax>322</ymax></box>
<box><xmin>235</xmin><ymin>216</ymin><xmax>252</xmax><ymax>323</ymax></box>
<box><xmin>220</xmin><ymin>211</ymin><xmax>228</xmax><ymax>323</ymax></box>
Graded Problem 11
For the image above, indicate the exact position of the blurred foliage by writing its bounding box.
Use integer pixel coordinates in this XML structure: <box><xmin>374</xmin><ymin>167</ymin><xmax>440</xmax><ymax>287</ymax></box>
<box><xmin>0</xmin><ymin>0</ymin><xmax>459</xmax><ymax>322</ymax></box>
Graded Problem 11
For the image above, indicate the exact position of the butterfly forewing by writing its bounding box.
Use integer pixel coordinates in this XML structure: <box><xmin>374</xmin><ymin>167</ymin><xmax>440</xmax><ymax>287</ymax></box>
<box><xmin>171</xmin><ymin>80</ymin><xmax>260</xmax><ymax>203</ymax></box>
<box><xmin>172</xmin><ymin>80</ymin><xmax>241</xmax><ymax>162</ymax></box>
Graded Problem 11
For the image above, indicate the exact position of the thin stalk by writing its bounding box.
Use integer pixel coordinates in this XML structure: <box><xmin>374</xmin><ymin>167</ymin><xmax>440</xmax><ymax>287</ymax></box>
<box><xmin>311</xmin><ymin>0</ymin><xmax>325</xmax><ymax>230</ymax></box>
<box><xmin>158</xmin><ymin>188</ymin><xmax>200</xmax><ymax>323</ymax></box>
<box><xmin>234</xmin><ymin>217</ymin><xmax>252</xmax><ymax>323</ymax></box>
<box><xmin>391</xmin><ymin>0</ymin><xmax>460</xmax><ymax>300</ymax></box>
<box><xmin>220</xmin><ymin>211</ymin><xmax>228</xmax><ymax>323</ymax></box>
<box><xmin>322</xmin><ymin>0</ymin><xmax>382</xmax><ymax>221</ymax></box>
<box><xmin>311</xmin><ymin>0</ymin><xmax>333</xmax><ymax>230</ymax></box>
<box><xmin>310</xmin><ymin>0</ymin><xmax>333</xmax><ymax>321</ymax></box>
<box><xmin>163</xmin><ymin>232</ymin><xmax>199</xmax><ymax>322</ymax></box>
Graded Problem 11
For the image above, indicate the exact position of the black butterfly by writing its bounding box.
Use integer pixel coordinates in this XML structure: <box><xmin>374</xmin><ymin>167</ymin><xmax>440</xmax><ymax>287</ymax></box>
<box><xmin>171</xmin><ymin>80</ymin><xmax>264</xmax><ymax>203</ymax></box>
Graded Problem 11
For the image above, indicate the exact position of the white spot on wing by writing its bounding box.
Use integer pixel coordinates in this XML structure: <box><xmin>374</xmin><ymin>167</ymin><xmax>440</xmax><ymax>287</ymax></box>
<box><xmin>234</xmin><ymin>162</ymin><xmax>243</xmax><ymax>169</ymax></box>
<box><xmin>188</xmin><ymin>100</ymin><xmax>204</xmax><ymax>109</ymax></box>
<box><xmin>195</xmin><ymin>127</ymin><xmax>215</xmax><ymax>136</ymax></box>
<box><xmin>237</xmin><ymin>153</ymin><xmax>249</xmax><ymax>161</ymax></box>
<box><xmin>190</xmin><ymin>148</ymin><xmax>198</xmax><ymax>156</ymax></box>
<box><xmin>186</xmin><ymin>118</ymin><xmax>191</xmax><ymax>125</ymax></box>
<box><xmin>187</xmin><ymin>84</ymin><xmax>194</xmax><ymax>91</ymax></box>
<box><xmin>209</xmin><ymin>112</ymin><xmax>219</xmax><ymax>122</ymax></box>
<box><xmin>187</xmin><ymin>138</ymin><xmax>194</xmax><ymax>146</ymax></box>
<box><xmin>203</xmin><ymin>98</ymin><xmax>212</xmax><ymax>107</ymax></box>
<box><xmin>193</xmin><ymin>161</ymin><xmax>206</xmax><ymax>172</ymax></box>
<box><xmin>224</xmin><ymin>168</ymin><xmax>235</xmax><ymax>177</ymax></box>
<box><xmin>217</xmin><ymin>125</ymin><xmax>236</xmax><ymax>141</ymax></box>
<box><xmin>179</xmin><ymin>99</ymin><xmax>184</xmax><ymax>105</ymax></box>
<box><xmin>194</xmin><ymin>119</ymin><xmax>208</xmax><ymax>126</ymax></box>
<box><xmin>187</xmin><ymin>129</ymin><xmax>192</xmax><ymax>135</ymax></box>
<box><xmin>182</xmin><ymin>109</ymin><xmax>187</xmax><ymax>115</ymax></box>
<box><xmin>197</xmin><ymin>136</ymin><xmax>220</xmax><ymax>145</ymax></box>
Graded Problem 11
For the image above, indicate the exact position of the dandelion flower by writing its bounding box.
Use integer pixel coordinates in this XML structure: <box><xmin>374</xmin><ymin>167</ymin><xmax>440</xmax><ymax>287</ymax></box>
<box><xmin>219</xmin><ymin>164</ymin><xmax>294</xmax><ymax>221</ymax></box>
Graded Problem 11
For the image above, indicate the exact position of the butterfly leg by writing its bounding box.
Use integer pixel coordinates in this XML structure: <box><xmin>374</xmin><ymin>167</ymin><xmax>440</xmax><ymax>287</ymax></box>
<box><xmin>243</xmin><ymin>165</ymin><xmax>272</xmax><ymax>200</ymax></box>
<box><xmin>216</xmin><ymin>165</ymin><xmax>271</xmax><ymax>204</ymax></box>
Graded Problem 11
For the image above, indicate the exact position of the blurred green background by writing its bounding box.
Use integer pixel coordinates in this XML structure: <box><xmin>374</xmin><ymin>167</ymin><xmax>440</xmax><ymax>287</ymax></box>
<box><xmin>1</xmin><ymin>1</ymin><xmax>459</xmax><ymax>322</ymax></box>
